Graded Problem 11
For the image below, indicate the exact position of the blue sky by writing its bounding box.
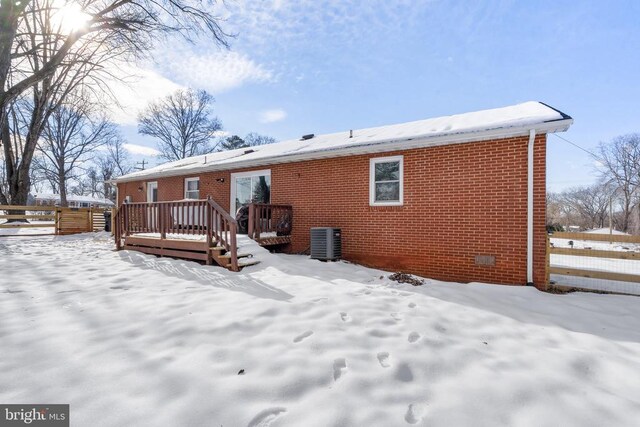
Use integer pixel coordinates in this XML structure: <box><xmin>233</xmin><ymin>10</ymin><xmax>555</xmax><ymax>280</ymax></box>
<box><xmin>115</xmin><ymin>0</ymin><xmax>640</xmax><ymax>192</ymax></box>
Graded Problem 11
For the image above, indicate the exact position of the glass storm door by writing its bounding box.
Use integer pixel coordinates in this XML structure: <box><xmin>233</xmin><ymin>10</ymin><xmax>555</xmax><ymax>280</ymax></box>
<box><xmin>147</xmin><ymin>182</ymin><xmax>158</xmax><ymax>202</ymax></box>
<box><xmin>230</xmin><ymin>170</ymin><xmax>271</xmax><ymax>215</ymax></box>
<box><xmin>147</xmin><ymin>182</ymin><xmax>158</xmax><ymax>229</ymax></box>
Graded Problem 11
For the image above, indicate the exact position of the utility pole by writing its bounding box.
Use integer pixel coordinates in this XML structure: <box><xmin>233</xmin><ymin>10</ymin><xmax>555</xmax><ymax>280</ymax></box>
<box><xmin>135</xmin><ymin>160</ymin><xmax>147</xmax><ymax>171</ymax></box>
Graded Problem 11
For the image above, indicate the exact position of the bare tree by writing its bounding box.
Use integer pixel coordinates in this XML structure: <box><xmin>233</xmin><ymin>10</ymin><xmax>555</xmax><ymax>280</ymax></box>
<box><xmin>94</xmin><ymin>136</ymin><xmax>131</xmax><ymax>201</ymax></box>
<box><xmin>103</xmin><ymin>137</ymin><xmax>131</xmax><ymax>177</ymax></box>
<box><xmin>245</xmin><ymin>132</ymin><xmax>276</xmax><ymax>147</ymax></box>
<box><xmin>0</xmin><ymin>0</ymin><xmax>230</xmax><ymax>205</ymax></box>
<box><xmin>560</xmin><ymin>183</ymin><xmax>612</xmax><ymax>230</ymax></box>
<box><xmin>71</xmin><ymin>166</ymin><xmax>105</xmax><ymax>198</ymax></box>
<box><xmin>595</xmin><ymin>134</ymin><xmax>640</xmax><ymax>232</ymax></box>
<box><xmin>138</xmin><ymin>88</ymin><xmax>222</xmax><ymax>161</ymax></box>
<box><xmin>34</xmin><ymin>94</ymin><xmax>118</xmax><ymax>206</ymax></box>
<box><xmin>218</xmin><ymin>132</ymin><xmax>276</xmax><ymax>151</ymax></box>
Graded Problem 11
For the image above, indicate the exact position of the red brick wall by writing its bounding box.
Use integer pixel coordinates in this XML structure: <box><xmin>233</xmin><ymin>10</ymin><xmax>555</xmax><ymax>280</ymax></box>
<box><xmin>118</xmin><ymin>134</ymin><xmax>548</xmax><ymax>288</ymax></box>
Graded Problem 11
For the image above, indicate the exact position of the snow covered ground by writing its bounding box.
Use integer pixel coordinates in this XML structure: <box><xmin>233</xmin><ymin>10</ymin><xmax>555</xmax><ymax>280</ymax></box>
<box><xmin>1</xmin><ymin>234</ymin><xmax>640</xmax><ymax>426</ymax></box>
<box><xmin>0</xmin><ymin>221</ymin><xmax>55</xmax><ymax>236</ymax></box>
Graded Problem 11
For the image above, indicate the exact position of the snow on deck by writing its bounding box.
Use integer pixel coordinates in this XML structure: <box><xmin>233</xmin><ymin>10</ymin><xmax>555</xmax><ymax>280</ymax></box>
<box><xmin>1</xmin><ymin>234</ymin><xmax>639</xmax><ymax>426</ymax></box>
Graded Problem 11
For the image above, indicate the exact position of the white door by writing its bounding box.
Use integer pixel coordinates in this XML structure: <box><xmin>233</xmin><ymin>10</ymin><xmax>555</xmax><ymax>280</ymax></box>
<box><xmin>147</xmin><ymin>182</ymin><xmax>158</xmax><ymax>230</ymax></box>
<box><xmin>147</xmin><ymin>182</ymin><xmax>158</xmax><ymax>202</ymax></box>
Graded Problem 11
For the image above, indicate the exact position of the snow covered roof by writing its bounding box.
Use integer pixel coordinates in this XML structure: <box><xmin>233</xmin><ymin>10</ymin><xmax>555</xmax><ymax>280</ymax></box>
<box><xmin>114</xmin><ymin>101</ymin><xmax>572</xmax><ymax>183</ymax></box>
<box><xmin>33</xmin><ymin>193</ymin><xmax>115</xmax><ymax>206</ymax></box>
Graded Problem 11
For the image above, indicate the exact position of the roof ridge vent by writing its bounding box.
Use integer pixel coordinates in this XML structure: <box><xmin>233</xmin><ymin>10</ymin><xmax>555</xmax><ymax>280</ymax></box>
<box><xmin>300</xmin><ymin>133</ymin><xmax>314</xmax><ymax>141</ymax></box>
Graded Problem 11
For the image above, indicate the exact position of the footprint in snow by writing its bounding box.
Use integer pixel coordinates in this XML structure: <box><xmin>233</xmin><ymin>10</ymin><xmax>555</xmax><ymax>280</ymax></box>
<box><xmin>377</xmin><ymin>352</ymin><xmax>391</xmax><ymax>368</ymax></box>
<box><xmin>247</xmin><ymin>407</ymin><xmax>287</xmax><ymax>427</ymax></box>
<box><xmin>404</xmin><ymin>403</ymin><xmax>427</xmax><ymax>424</ymax></box>
<box><xmin>391</xmin><ymin>313</ymin><xmax>402</xmax><ymax>321</ymax></box>
<box><xmin>408</xmin><ymin>332</ymin><xmax>421</xmax><ymax>343</ymax></box>
<box><xmin>408</xmin><ymin>302</ymin><xmax>416</xmax><ymax>308</ymax></box>
<box><xmin>340</xmin><ymin>312</ymin><xmax>351</xmax><ymax>322</ymax></box>
<box><xmin>333</xmin><ymin>358</ymin><xmax>347</xmax><ymax>380</ymax></box>
<box><xmin>395</xmin><ymin>363</ymin><xmax>414</xmax><ymax>382</ymax></box>
<box><xmin>293</xmin><ymin>330</ymin><xmax>313</xmax><ymax>343</ymax></box>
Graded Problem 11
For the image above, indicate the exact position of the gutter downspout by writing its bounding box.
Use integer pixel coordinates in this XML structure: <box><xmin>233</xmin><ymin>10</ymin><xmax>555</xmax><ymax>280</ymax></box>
<box><xmin>526</xmin><ymin>129</ymin><xmax>536</xmax><ymax>286</ymax></box>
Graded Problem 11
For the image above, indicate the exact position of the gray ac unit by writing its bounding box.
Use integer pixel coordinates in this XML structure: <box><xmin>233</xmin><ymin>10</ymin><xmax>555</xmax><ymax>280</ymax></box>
<box><xmin>310</xmin><ymin>227</ymin><xmax>342</xmax><ymax>260</ymax></box>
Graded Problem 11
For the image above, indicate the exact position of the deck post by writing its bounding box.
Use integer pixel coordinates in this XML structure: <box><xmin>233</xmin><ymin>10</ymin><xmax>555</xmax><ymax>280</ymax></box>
<box><xmin>123</xmin><ymin>204</ymin><xmax>129</xmax><ymax>237</ymax></box>
<box><xmin>159</xmin><ymin>203</ymin><xmax>166</xmax><ymax>240</ymax></box>
<box><xmin>115</xmin><ymin>207</ymin><xmax>121</xmax><ymax>250</ymax></box>
<box><xmin>248</xmin><ymin>203</ymin><xmax>255</xmax><ymax>239</ymax></box>
<box><xmin>255</xmin><ymin>204</ymin><xmax>261</xmax><ymax>240</ymax></box>
<box><xmin>230</xmin><ymin>221</ymin><xmax>238</xmax><ymax>271</ymax></box>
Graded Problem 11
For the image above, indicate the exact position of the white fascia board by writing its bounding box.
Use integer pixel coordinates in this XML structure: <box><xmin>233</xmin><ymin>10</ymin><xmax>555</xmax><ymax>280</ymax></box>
<box><xmin>112</xmin><ymin>118</ymin><xmax>573</xmax><ymax>184</ymax></box>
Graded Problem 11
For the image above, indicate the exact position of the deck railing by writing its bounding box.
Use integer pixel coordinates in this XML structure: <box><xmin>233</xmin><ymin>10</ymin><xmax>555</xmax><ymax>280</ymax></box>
<box><xmin>247</xmin><ymin>203</ymin><xmax>293</xmax><ymax>240</ymax></box>
<box><xmin>207</xmin><ymin>198</ymin><xmax>238</xmax><ymax>271</ymax></box>
<box><xmin>114</xmin><ymin>198</ymin><xmax>239</xmax><ymax>271</ymax></box>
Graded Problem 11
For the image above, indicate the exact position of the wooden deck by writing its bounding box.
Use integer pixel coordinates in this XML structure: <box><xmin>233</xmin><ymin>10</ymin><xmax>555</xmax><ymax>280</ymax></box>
<box><xmin>124</xmin><ymin>235</ymin><xmax>259</xmax><ymax>268</ymax></box>
<box><xmin>248</xmin><ymin>203</ymin><xmax>293</xmax><ymax>247</ymax></box>
<box><xmin>114</xmin><ymin>200</ymin><xmax>292</xmax><ymax>271</ymax></box>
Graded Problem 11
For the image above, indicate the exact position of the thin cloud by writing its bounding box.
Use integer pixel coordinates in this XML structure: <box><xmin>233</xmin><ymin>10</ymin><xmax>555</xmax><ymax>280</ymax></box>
<box><xmin>212</xmin><ymin>130</ymin><xmax>230</xmax><ymax>138</ymax></box>
<box><xmin>155</xmin><ymin>49</ymin><xmax>274</xmax><ymax>93</ymax></box>
<box><xmin>106</xmin><ymin>65</ymin><xmax>184</xmax><ymax>126</ymax></box>
<box><xmin>259</xmin><ymin>109</ymin><xmax>287</xmax><ymax>123</ymax></box>
<box><xmin>123</xmin><ymin>143</ymin><xmax>161</xmax><ymax>157</ymax></box>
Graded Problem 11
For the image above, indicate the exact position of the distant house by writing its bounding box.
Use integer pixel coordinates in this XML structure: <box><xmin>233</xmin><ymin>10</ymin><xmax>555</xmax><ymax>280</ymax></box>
<box><xmin>33</xmin><ymin>193</ymin><xmax>114</xmax><ymax>209</ymax></box>
<box><xmin>111</xmin><ymin>102</ymin><xmax>573</xmax><ymax>288</ymax></box>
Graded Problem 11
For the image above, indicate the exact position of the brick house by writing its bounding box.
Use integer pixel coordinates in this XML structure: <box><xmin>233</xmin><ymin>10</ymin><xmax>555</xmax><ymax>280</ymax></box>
<box><xmin>112</xmin><ymin>102</ymin><xmax>573</xmax><ymax>288</ymax></box>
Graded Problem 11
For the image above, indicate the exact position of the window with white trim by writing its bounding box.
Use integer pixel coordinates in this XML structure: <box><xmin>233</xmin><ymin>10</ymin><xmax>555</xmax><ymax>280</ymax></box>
<box><xmin>184</xmin><ymin>177</ymin><xmax>200</xmax><ymax>199</ymax></box>
<box><xmin>370</xmin><ymin>156</ymin><xmax>403</xmax><ymax>206</ymax></box>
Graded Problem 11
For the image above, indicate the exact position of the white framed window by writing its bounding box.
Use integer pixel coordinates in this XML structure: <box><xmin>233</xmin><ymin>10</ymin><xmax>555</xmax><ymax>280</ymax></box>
<box><xmin>370</xmin><ymin>155</ymin><xmax>403</xmax><ymax>206</ymax></box>
<box><xmin>184</xmin><ymin>177</ymin><xmax>200</xmax><ymax>199</ymax></box>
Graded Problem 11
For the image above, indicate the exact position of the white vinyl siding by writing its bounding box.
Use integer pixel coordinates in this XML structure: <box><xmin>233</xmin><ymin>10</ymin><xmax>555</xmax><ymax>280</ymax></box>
<box><xmin>369</xmin><ymin>156</ymin><xmax>403</xmax><ymax>206</ymax></box>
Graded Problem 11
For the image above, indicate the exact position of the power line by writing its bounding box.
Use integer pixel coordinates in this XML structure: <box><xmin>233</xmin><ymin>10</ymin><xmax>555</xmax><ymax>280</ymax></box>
<box><xmin>552</xmin><ymin>133</ymin><xmax>599</xmax><ymax>158</ymax></box>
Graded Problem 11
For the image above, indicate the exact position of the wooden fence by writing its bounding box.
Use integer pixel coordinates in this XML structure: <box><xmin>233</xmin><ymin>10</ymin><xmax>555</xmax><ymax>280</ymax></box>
<box><xmin>548</xmin><ymin>232</ymin><xmax>640</xmax><ymax>291</ymax></box>
<box><xmin>0</xmin><ymin>205</ymin><xmax>112</xmax><ymax>236</ymax></box>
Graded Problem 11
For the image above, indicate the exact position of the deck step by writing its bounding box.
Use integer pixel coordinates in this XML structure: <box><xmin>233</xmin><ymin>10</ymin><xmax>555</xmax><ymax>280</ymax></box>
<box><xmin>238</xmin><ymin>259</ymin><xmax>260</xmax><ymax>268</ymax></box>
<box><xmin>216</xmin><ymin>252</ymin><xmax>252</xmax><ymax>259</ymax></box>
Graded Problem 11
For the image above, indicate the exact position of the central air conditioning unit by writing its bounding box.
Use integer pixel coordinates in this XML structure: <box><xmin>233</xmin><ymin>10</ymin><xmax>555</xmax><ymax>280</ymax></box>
<box><xmin>310</xmin><ymin>227</ymin><xmax>342</xmax><ymax>261</ymax></box>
